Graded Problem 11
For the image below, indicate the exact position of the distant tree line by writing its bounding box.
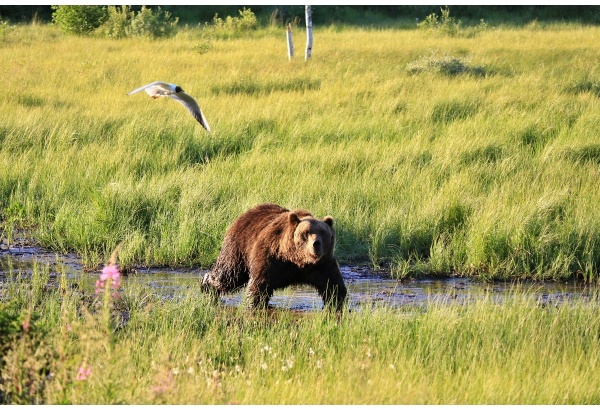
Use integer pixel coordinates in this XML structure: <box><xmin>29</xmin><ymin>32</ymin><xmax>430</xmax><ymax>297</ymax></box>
<box><xmin>2</xmin><ymin>5</ymin><xmax>600</xmax><ymax>25</ymax></box>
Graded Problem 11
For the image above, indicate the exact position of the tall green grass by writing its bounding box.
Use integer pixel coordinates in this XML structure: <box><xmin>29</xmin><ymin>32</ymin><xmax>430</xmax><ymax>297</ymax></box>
<box><xmin>1</xmin><ymin>23</ymin><xmax>599</xmax><ymax>279</ymax></box>
<box><xmin>2</xmin><ymin>262</ymin><xmax>600</xmax><ymax>404</ymax></box>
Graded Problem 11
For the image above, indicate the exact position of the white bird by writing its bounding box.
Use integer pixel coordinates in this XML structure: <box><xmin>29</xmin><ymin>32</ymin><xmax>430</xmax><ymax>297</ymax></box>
<box><xmin>127</xmin><ymin>82</ymin><xmax>211</xmax><ymax>132</ymax></box>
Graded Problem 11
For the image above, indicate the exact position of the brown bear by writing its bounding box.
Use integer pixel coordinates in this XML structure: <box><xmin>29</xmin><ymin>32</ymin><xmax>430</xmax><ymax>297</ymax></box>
<box><xmin>202</xmin><ymin>203</ymin><xmax>347</xmax><ymax>311</ymax></box>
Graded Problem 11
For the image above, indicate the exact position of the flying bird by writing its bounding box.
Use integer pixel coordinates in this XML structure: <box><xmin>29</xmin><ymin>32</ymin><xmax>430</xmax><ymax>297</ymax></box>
<box><xmin>127</xmin><ymin>82</ymin><xmax>211</xmax><ymax>132</ymax></box>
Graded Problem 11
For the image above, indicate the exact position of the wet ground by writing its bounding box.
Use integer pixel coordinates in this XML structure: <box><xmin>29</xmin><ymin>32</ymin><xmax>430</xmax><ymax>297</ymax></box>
<box><xmin>0</xmin><ymin>241</ymin><xmax>595</xmax><ymax>311</ymax></box>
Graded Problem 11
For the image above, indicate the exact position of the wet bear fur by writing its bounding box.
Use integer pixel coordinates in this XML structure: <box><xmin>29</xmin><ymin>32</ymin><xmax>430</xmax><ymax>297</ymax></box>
<box><xmin>202</xmin><ymin>203</ymin><xmax>347</xmax><ymax>311</ymax></box>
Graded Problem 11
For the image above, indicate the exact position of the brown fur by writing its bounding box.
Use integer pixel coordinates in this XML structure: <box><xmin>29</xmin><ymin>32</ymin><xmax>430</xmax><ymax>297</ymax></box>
<box><xmin>202</xmin><ymin>203</ymin><xmax>347</xmax><ymax>311</ymax></box>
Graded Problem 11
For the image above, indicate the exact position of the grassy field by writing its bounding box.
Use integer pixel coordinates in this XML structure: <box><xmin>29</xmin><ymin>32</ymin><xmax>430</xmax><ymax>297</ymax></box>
<box><xmin>1</xmin><ymin>21</ymin><xmax>600</xmax><ymax>282</ymax></box>
<box><xmin>1</xmin><ymin>262</ymin><xmax>600</xmax><ymax>404</ymax></box>
<box><xmin>2</xmin><ymin>19</ymin><xmax>600</xmax><ymax>403</ymax></box>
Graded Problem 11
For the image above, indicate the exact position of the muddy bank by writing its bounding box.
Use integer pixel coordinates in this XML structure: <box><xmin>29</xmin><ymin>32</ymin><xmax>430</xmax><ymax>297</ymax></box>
<box><xmin>0</xmin><ymin>242</ymin><xmax>595</xmax><ymax>311</ymax></box>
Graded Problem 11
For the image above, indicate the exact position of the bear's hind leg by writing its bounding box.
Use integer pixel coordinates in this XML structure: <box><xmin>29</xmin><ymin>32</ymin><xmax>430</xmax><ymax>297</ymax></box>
<box><xmin>202</xmin><ymin>266</ymin><xmax>249</xmax><ymax>294</ymax></box>
<box><xmin>199</xmin><ymin>271</ymin><xmax>222</xmax><ymax>306</ymax></box>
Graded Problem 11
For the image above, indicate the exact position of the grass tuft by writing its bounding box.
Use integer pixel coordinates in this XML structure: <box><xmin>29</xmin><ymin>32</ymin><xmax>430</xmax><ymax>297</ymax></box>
<box><xmin>406</xmin><ymin>52</ymin><xmax>487</xmax><ymax>77</ymax></box>
<box><xmin>431</xmin><ymin>99</ymin><xmax>481</xmax><ymax>124</ymax></box>
<box><xmin>211</xmin><ymin>78</ymin><xmax>321</xmax><ymax>96</ymax></box>
<box><xmin>562</xmin><ymin>144</ymin><xmax>600</xmax><ymax>165</ymax></box>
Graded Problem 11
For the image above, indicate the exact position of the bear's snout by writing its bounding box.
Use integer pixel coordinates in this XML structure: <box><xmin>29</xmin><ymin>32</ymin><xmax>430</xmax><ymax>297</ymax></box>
<box><xmin>310</xmin><ymin>237</ymin><xmax>325</xmax><ymax>259</ymax></box>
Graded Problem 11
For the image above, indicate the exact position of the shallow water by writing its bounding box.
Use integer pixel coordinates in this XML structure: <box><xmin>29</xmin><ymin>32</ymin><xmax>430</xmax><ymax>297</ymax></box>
<box><xmin>0</xmin><ymin>242</ymin><xmax>595</xmax><ymax>311</ymax></box>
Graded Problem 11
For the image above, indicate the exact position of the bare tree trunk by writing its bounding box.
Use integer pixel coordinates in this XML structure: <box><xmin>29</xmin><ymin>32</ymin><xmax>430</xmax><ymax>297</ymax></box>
<box><xmin>305</xmin><ymin>5</ymin><xmax>313</xmax><ymax>60</ymax></box>
<box><xmin>286</xmin><ymin>23</ymin><xmax>294</xmax><ymax>60</ymax></box>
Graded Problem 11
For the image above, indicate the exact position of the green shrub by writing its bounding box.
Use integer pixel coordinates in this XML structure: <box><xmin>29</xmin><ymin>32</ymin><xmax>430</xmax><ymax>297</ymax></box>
<box><xmin>97</xmin><ymin>6</ymin><xmax>178</xmax><ymax>39</ymax></box>
<box><xmin>195</xmin><ymin>8</ymin><xmax>258</xmax><ymax>46</ymax></box>
<box><xmin>418</xmin><ymin>6</ymin><xmax>462</xmax><ymax>36</ymax></box>
<box><xmin>51</xmin><ymin>5</ymin><xmax>107</xmax><ymax>35</ymax></box>
<box><xmin>97</xmin><ymin>5</ymin><xmax>133</xmax><ymax>39</ymax></box>
<box><xmin>210</xmin><ymin>8</ymin><xmax>258</xmax><ymax>36</ymax></box>
<box><xmin>128</xmin><ymin>6</ymin><xmax>178</xmax><ymax>39</ymax></box>
<box><xmin>418</xmin><ymin>6</ymin><xmax>487</xmax><ymax>37</ymax></box>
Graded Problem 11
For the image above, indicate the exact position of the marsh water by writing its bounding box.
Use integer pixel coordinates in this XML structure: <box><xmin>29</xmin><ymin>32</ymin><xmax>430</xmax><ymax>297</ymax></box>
<box><xmin>0</xmin><ymin>241</ymin><xmax>595</xmax><ymax>311</ymax></box>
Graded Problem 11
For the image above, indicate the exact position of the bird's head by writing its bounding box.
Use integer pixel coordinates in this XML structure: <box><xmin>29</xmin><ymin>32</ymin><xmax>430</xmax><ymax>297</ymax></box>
<box><xmin>175</xmin><ymin>86</ymin><xmax>183</xmax><ymax>93</ymax></box>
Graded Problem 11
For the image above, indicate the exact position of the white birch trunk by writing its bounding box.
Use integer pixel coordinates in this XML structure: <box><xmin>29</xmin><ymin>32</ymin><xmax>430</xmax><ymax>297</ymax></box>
<box><xmin>286</xmin><ymin>23</ymin><xmax>294</xmax><ymax>60</ymax></box>
<box><xmin>305</xmin><ymin>5</ymin><xmax>313</xmax><ymax>60</ymax></box>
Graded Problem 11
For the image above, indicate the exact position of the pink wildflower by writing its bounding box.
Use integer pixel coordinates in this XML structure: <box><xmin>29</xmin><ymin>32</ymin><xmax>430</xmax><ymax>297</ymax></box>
<box><xmin>102</xmin><ymin>264</ymin><xmax>120</xmax><ymax>281</ymax></box>
<box><xmin>76</xmin><ymin>366</ymin><xmax>92</xmax><ymax>381</ymax></box>
<box><xmin>96</xmin><ymin>263</ymin><xmax>121</xmax><ymax>296</ymax></box>
<box><xmin>95</xmin><ymin>280</ymin><xmax>103</xmax><ymax>295</ymax></box>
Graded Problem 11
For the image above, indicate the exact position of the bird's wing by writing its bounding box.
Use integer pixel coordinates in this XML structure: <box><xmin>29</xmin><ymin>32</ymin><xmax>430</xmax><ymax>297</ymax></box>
<box><xmin>169</xmin><ymin>92</ymin><xmax>211</xmax><ymax>132</ymax></box>
<box><xmin>127</xmin><ymin>82</ymin><xmax>171</xmax><ymax>96</ymax></box>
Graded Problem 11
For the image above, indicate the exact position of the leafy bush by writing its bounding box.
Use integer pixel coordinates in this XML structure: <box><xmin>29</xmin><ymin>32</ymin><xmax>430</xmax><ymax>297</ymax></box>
<box><xmin>128</xmin><ymin>6</ymin><xmax>178</xmax><ymax>38</ymax></box>
<box><xmin>96</xmin><ymin>5</ymin><xmax>133</xmax><ymax>39</ymax></box>
<box><xmin>215</xmin><ymin>7</ymin><xmax>258</xmax><ymax>32</ymax></box>
<box><xmin>194</xmin><ymin>8</ymin><xmax>258</xmax><ymax>51</ymax></box>
<box><xmin>406</xmin><ymin>51</ymin><xmax>487</xmax><ymax>77</ymax></box>
<box><xmin>208</xmin><ymin>7</ymin><xmax>258</xmax><ymax>37</ymax></box>
<box><xmin>51</xmin><ymin>5</ymin><xmax>107</xmax><ymax>35</ymax></box>
<box><xmin>418</xmin><ymin>6</ymin><xmax>462</xmax><ymax>36</ymax></box>
<box><xmin>418</xmin><ymin>6</ymin><xmax>487</xmax><ymax>37</ymax></box>
<box><xmin>97</xmin><ymin>6</ymin><xmax>178</xmax><ymax>39</ymax></box>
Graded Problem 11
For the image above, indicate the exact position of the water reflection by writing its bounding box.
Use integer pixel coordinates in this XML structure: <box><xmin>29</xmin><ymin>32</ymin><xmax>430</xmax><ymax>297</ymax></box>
<box><xmin>0</xmin><ymin>245</ymin><xmax>595</xmax><ymax>311</ymax></box>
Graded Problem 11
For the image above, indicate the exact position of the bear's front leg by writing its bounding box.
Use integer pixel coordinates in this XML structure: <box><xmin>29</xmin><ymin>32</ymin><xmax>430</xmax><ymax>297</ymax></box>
<box><xmin>313</xmin><ymin>261</ymin><xmax>347</xmax><ymax>312</ymax></box>
<box><xmin>246</xmin><ymin>276</ymin><xmax>273</xmax><ymax>309</ymax></box>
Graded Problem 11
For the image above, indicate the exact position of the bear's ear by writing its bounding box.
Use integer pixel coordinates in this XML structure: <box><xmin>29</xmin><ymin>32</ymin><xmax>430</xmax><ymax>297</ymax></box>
<box><xmin>289</xmin><ymin>212</ymin><xmax>301</xmax><ymax>225</ymax></box>
<box><xmin>323</xmin><ymin>216</ymin><xmax>334</xmax><ymax>227</ymax></box>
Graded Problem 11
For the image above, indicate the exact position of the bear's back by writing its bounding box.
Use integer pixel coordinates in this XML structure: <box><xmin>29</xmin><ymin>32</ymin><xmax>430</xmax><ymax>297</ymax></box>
<box><xmin>230</xmin><ymin>203</ymin><xmax>288</xmax><ymax>232</ymax></box>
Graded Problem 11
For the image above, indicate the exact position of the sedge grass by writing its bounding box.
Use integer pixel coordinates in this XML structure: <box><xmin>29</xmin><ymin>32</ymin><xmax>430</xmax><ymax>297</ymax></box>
<box><xmin>0</xmin><ymin>23</ymin><xmax>599</xmax><ymax>279</ymax></box>
<box><xmin>2</xmin><ymin>261</ymin><xmax>600</xmax><ymax>404</ymax></box>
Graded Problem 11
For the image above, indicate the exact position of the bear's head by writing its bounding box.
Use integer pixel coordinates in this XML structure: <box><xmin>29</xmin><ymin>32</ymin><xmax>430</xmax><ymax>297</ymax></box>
<box><xmin>289</xmin><ymin>212</ymin><xmax>335</xmax><ymax>264</ymax></box>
